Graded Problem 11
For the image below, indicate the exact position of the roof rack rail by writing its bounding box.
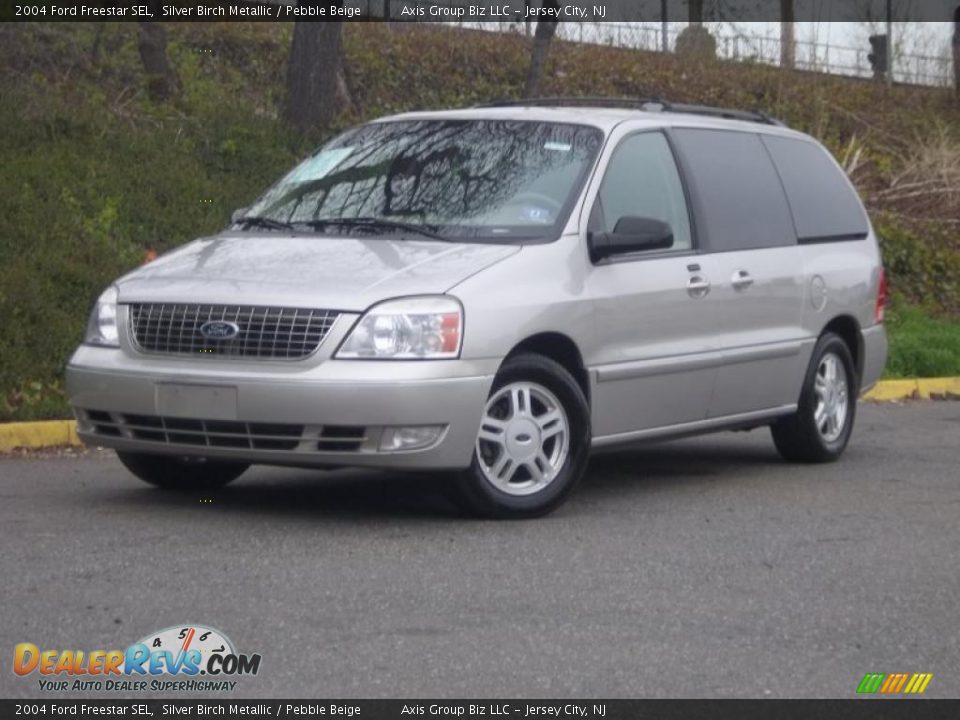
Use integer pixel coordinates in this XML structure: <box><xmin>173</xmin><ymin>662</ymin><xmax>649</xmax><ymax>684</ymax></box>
<box><xmin>665</xmin><ymin>102</ymin><xmax>786</xmax><ymax>127</ymax></box>
<box><xmin>476</xmin><ymin>96</ymin><xmax>669</xmax><ymax>111</ymax></box>
<box><xmin>475</xmin><ymin>96</ymin><xmax>786</xmax><ymax>127</ymax></box>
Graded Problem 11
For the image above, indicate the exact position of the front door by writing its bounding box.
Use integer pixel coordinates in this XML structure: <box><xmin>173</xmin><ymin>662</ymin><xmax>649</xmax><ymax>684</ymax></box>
<box><xmin>583</xmin><ymin>129</ymin><xmax>718</xmax><ymax>441</ymax></box>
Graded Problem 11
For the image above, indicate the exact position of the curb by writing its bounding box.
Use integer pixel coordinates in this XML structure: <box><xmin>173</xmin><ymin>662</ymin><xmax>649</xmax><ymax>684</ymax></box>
<box><xmin>863</xmin><ymin>377</ymin><xmax>960</xmax><ymax>402</ymax></box>
<box><xmin>1</xmin><ymin>377</ymin><xmax>958</xmax><ymax>452</ymax></box>
<box><xmin>0</xmin><ymin>420</ymin><xmax>80</xmax><ymax>452</ymax></box>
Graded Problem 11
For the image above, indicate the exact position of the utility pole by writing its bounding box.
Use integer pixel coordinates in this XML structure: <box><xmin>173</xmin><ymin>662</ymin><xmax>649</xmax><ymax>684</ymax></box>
<box><xmin>780</xmin><ymin>0</ymin><xmax>795</xmax><ymax>69</ymax></box>
<box><xmin>886</xmin><ymin>0</ymin><xmax>894</xmax><ymax>86</ymax></box>
<box><xmin>661</xmin><ymin>0</ymin><xmax>669</xmax><ymax>53</ymax></box>
<box><xmin>954</xmin><ymin>5</ymin><xmax>959</xmax><ymax>96</ymax></box>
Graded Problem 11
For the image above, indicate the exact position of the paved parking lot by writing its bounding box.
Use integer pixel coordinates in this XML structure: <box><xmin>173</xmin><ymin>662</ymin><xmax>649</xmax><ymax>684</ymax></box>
<box><xmin>2</xmin><ymin>402</ymin><xmax>958</xmax><ymax>698</ymax></box>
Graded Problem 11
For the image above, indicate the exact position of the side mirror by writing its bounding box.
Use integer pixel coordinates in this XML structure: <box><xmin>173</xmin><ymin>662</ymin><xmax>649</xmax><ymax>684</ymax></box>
<box><xmin>230</xmin><ymin>207</ymin><xmax>248</xmax><ymax>224</ymax></box>
<box><xmin>588</xmin><ymin>217</ymin><xmax>674</xmax><ymax>263</ymax></box>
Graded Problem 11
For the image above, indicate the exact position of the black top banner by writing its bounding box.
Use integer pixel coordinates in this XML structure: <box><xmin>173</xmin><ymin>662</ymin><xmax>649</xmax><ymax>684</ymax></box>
<box><xmin>2</xmin><ymin>0</ymin><xmax>959</xmax><ymax>23</ymax></box>
<box><xmin>2</xmin><ymin>700</ymin><xmax>960</xmax><ymax>720</ymax></box>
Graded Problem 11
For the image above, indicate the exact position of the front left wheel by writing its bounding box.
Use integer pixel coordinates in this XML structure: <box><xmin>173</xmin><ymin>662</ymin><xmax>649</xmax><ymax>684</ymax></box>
<box><xmin>453</xmin><ymin>353</ymin><xmax>591</xmax><ymax>519</ymax></box>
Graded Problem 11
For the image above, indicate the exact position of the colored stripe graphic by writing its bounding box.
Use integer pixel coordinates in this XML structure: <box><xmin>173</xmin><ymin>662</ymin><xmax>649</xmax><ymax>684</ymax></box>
<box><xmin>858</xmin><ymin>672</ymin><xmax>932</xmax><ymax>694</ymax></box>
<box><xmin>857</xmin><ymin>673</ymin><xmax>885</xmax><ymax>694</ymax></box>
<box><xmin>882</xmin><ymin>673</ymin><xmax>909</xmax><ymax>693</ymax></box>
<box><xmin>908</xmin><ymin>674</ymin><xmax>933</xmax><ymax>694</ymax></box>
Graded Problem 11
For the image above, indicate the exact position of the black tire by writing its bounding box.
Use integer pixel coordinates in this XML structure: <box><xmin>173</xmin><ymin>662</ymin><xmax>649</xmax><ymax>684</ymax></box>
<box><xmin>771</xmin><ymin>332</ymin><xmax>858</xmax><ymax>463</ymax></box>
<box><xmin>116</xmin><ymin>451</ymin><xmax>248</xmax><ymax>491</ymax></box>
<box><xmin>453</xmin><ymin>353</ymin><xmax>591</xmax><ymax>519</ymax></box>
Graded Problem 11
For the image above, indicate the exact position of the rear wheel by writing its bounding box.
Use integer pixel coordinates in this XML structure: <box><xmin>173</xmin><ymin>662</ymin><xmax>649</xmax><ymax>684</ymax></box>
<box><xmin>453</xmin><ymin>354</ymin><xmax>591</xmax><ymax>519</ymax></box>
<box><xmin>771</xmin><ymin>332</ymin><xmax>857</xmax><ymax>463</ymax></box>
<box><xmin>116</xmin><ymin>451</ymin><xmax>248</xmax><ymax>491</ymax></box>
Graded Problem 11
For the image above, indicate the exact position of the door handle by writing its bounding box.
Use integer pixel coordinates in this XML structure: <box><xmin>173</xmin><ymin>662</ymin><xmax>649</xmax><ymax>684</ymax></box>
<box><xmin>732</xmin><ymin>270</ymin><xmax>754</xmax><ymax>291</ymax></box>
<box><xmin>687</xmin><ymin>275</ymin><xmax>711</xmax><ymax>298</ymax></box>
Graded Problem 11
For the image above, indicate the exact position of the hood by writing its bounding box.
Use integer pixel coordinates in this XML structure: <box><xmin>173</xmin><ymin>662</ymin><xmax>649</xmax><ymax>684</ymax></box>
<box><xmin>117</xmin><ymin>232</ymin><xmax>521</xmax><ymax>311</ymax></box>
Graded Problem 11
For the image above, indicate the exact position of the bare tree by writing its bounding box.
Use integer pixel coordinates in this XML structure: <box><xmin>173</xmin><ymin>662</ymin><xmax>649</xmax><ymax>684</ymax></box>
<box><xmin>689</xmin><ymin>0</ymin><xmax>704</xmax><ymax>25</ymax></box>
<box><xmin>781</xmin><ymin>0</ymin><xmax>795</xmax><ymax>69</ymax></box>
<box><xmin>284</xmin><ymin>19</ymin><xmax>344</xmax><ymax>131</ymax></box>
<box><xmin>137</xmin><ymin>0</ymin><xmax>178</xmax><ymax>101</ymax></box>
<box><xmin>676</xmin><ymin>0</ymin><xmax>715</xmax><ymax>57</ymax></box>
<box><xmin>523</xmin><ymin>0</ymin><xmax>560</xmax><ymax>98</ymax></box>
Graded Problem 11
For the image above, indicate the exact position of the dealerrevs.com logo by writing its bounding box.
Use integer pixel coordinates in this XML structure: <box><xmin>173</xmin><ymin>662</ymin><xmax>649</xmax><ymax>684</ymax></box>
<box><xmin>13</xmin><ymin>624</ymin><xmax>261</xmax><ymax>693</ymax></box>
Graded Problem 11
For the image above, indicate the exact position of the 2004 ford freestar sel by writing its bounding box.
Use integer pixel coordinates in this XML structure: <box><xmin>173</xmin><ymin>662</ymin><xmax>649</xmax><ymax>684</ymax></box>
<box><xmin>67</xmin><ymin>100</ymin><xmax>888</xmax><ymax>518</ymax></box>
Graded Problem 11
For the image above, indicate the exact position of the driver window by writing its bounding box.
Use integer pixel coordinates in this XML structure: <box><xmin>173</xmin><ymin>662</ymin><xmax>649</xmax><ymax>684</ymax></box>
<box><xmin>591</xmin><ymin>132</ymin><xmax>692</xmax><ymax>251</ymax></box>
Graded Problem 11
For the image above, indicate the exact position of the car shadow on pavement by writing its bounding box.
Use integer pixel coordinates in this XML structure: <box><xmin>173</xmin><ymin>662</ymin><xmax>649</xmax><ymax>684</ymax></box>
<box><xmin>588</xmin><ymin>436</ymin><xmax>783</xmax><ymax>478</ymax></box>
<box><xmin>579</xmin><ymin>436</ymin><xmax>785</xmax><ymax>498</ymax></box>
<box><xmin>97</xmin><ymin>467</ymin><xmax>466</xmax><ymax>521</ymax></box>
<box><xmin>96</xmin><ymin>434</ymin><xmax>785</xmax><ymax>521</ymax></box>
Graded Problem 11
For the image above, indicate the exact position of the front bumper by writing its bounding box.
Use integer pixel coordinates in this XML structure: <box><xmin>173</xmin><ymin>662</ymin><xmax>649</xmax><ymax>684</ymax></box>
<box><xmin>66</xmin><ymin>345</ymin><xmax>497</xmax><ymax>470</ymax></box>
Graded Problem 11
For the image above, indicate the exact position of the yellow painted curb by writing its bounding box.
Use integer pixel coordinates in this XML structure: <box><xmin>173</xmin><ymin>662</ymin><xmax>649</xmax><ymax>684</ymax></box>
<box><xmin>1</xmin><ymin>377</ymin><xmax>958</xmax><ymax>451</ymax></box>
<box><xmin>864</xmin><ymin>379</ymin><xmax>923</xmax><ymax>401</ymax></box>
<box><xmin>863</xmin><ymin>377</ymin><xmax>960</xmax><ymax>402</ymax></box>
<box><xmin>0</xmin><ymin>420</ymin><xmax>80</xmax><ymax>452</ymax></box>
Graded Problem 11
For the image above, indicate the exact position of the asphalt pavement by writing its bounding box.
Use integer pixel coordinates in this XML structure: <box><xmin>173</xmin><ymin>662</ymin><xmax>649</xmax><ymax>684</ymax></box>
<box><xmin>1</xmin><ymin>402</ymin><xmax>958</xmax><ymax>699</ymax></box>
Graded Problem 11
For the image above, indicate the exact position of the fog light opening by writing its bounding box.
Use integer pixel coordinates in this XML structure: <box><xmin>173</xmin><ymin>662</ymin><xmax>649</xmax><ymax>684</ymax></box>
<box><xmin>379</xmin><ymin>425</ymin><xmax>444</xmax><ymax>452</ymax></box>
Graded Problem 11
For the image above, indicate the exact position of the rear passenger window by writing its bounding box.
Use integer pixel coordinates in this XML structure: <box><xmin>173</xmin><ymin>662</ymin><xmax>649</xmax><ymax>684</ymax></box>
<box><xmin>761</xmin><ymin>135</ymin><xmax>869</xmax><ymax>242</ymax></box>
<box><xmin>591</xmin><ymin>132</ymin><xmax>692</xmax><ymax>251</ymax></box>
<box><xmin>671</xmin><ymin>129</ymin><xmax>795</xmax><ymax>252</ymax></box>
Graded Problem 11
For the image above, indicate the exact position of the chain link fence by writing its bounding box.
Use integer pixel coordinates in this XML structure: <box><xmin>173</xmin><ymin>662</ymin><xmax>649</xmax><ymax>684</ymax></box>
<box><xmin>440</xmin><ymin>21</ymin><xmax>955</xmax><ymax>88</ymax></box>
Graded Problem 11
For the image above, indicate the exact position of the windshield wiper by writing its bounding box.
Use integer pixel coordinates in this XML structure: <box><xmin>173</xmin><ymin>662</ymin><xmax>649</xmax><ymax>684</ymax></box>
<box><xmin>299</xmin><ymin>217</ymin><xmax>449</xmax><ymax>242</ymax></box>
<box><xmin>234</xmin><ymin>216</ymin><xmax>296</xmax><ymax>232</ymax></box>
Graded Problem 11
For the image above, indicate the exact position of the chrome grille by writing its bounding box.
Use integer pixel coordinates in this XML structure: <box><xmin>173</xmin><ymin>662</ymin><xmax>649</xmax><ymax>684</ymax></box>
<box><xmin>129</xmin><ymin>304</ymin><xmax>339</xmax><ymax>359</ymax></box>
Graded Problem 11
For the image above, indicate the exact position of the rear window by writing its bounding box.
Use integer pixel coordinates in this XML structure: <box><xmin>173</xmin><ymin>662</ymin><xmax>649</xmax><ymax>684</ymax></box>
<box><xmin>671</xmin><ymin>129</ymin><xmax>795</xmax><ymax>252</ymax></box>
<box><xmin>760</xmin><ymin>136</ymin><xmax>869</xmax><ymax>243</ymax></box>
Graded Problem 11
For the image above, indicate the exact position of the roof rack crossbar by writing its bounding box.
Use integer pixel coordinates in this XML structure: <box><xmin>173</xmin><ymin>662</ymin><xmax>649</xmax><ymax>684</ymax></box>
<box><xmin>474</xmin><ymin>96</ymin><xmax>785</xmax><ymax>127</ymax></box>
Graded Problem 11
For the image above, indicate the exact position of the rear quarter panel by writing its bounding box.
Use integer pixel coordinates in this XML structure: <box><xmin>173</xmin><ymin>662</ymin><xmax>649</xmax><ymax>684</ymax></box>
<box><xmin>799</xmin><ymin>229</ymin><xmax>885</xmax><ymax>386</ymax></box>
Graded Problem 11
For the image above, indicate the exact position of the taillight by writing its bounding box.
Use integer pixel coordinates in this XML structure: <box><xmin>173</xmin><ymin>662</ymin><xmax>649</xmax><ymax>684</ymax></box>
<box><xmin>875</xmin><ymin>268</ymin><xmax>887</xmax><ymax>324</ymax></box>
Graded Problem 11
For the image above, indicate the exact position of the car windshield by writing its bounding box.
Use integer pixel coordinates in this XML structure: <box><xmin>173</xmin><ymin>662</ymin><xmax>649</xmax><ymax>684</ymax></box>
<box><xmin>242</xmin><ymin>119</ymin><xmax>604</xmax><ymax>242</ymax></box>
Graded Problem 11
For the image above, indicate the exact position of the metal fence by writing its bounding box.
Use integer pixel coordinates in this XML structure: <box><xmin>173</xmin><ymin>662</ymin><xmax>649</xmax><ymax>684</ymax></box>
<box><xmin>442</xmin><ymin>21</ymin><xmax>955</xmax><ymax>89</ymax></box>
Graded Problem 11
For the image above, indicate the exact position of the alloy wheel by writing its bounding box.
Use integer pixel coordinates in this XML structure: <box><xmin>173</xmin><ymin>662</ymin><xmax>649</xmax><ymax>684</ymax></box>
<box><xmin>475</xmin><ymin>381</ymin><xmax>570</xmax><ymax>496</ymax></box>
<box><xmin>813</xmin><ymin>352</ymin><xmax>849</xmax><ymax>443</ymax></box>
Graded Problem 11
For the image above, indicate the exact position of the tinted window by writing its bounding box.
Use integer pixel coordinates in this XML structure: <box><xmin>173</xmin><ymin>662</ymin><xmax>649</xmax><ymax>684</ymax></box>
<box><xmin>591</xmin><ymin>132</ymin><xmax>692</xmax><ymax>251</ymax></box>
<box><xmin>671</xmin><ymin>129</ymin><xmax>795</xmax><ymax>252</ymax></box>
<box><xmin>761</xmin><ymin>135</ymin><xmax>869</xmax><ymax>242</ymax></box>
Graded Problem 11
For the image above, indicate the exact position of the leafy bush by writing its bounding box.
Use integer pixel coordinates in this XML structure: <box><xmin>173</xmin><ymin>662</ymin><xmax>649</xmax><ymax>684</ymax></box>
<box><xmin>875</xmin><ymin>217</ymin><xmax>960</xmax><ymax>316</ymax></box>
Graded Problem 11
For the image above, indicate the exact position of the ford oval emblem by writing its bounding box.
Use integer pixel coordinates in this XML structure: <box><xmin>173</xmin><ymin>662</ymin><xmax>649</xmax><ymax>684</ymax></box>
<box><xmin>199</xmin><ymin>320</ymin><xmax>240</xmax><ymax>341</ymax></box>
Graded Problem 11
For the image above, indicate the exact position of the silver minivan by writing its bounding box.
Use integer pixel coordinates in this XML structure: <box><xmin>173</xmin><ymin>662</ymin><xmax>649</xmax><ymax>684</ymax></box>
<box><xmin>67</xmin><ymin>99</ymin><xmax>888</xmax><ymax>518</ymax></box>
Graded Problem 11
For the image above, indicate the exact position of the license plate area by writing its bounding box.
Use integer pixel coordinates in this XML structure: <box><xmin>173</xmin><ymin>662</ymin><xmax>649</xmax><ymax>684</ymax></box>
<box><xmin>155</xmin><ymin>384</ymin><xmax>238</xmax><ymax>420</ymax></box>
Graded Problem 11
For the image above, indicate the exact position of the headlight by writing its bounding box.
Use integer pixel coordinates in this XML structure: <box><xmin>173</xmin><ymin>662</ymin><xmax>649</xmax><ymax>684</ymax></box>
<box><xmin>336</xmin><ymin>296</ymin><xmax>462</xmax><ymax>359</ymax></box>
<box><xmin>84</xmin><ymin>286</ymin><xmax>120</xmax><ymax>347</ymax></box>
